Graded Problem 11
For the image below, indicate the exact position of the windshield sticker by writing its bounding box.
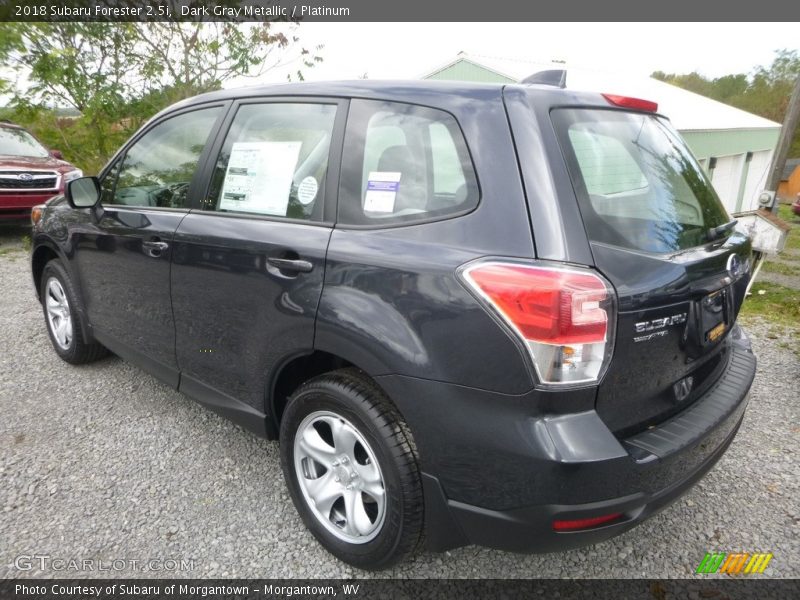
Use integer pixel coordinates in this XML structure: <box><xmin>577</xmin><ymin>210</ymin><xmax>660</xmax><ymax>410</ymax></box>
<box><xmin>219</xmin><ymin>141</ymin><xmax>302</xmax><ymax>216</ymax></box>
<box><xmin>364</xmin><ymin>171</ymin><xmax>401</xmax><ymax>213</ymax></box>
<box><xmin>297</xmin><ymin>176</ymin><xmax>318</xmax><ymax>205</ymax></box>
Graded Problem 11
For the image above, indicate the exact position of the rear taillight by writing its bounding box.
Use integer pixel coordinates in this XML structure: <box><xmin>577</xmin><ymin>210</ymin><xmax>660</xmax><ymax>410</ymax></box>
<box><xmin>460</xmin><ymin>261</ymin><xmax>616</xmax><ymax>386</ymax></box>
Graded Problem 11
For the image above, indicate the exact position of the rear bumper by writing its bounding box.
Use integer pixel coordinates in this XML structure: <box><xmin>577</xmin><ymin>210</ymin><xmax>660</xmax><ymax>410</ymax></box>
<box><xmin>377</xmin><ymin>329</ymin><xmax>756</xmax><ymax>553</ymax></box>
<box><xmin>436</xmin><ymin>408</ymin><xmax>744</xmax><ymax>552</ymax></box>
<box><xmin>0</xmin><ymin>192</ymin><xmax>58</xmax><ymax>219</ymax></box>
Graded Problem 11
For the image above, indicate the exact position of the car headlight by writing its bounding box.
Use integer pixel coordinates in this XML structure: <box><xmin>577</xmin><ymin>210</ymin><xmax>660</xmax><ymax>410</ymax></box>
<box><xmin>62</xmin><ymin>169</ymin><xmax>83</xmax><ymax>184</ymax></box>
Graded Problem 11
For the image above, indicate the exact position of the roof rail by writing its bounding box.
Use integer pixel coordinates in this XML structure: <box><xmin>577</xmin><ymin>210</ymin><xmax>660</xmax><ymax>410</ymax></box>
<box><xmin>521</xmin><ymin>69</ymin><xmax>567</xmax><ymax>88</ymax></box>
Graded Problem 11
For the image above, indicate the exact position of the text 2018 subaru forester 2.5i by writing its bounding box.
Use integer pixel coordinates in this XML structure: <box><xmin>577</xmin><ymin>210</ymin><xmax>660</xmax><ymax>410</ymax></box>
<box><xmin>30</xmin><ymin>78</ymin><xmax>756</xmax><ymax>569</ymax></box>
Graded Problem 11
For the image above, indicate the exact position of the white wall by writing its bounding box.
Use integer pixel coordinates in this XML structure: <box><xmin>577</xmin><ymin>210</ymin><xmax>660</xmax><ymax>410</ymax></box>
<box><xmin>741</xmin><ymin>150</ymin><xmax>772</xmax><ymax>212</ymax></box>
<box><xmin>710</xmin><ymin>154</ymin><xmax>743</xmax><ymax>213</ymax></box>
<box><xmin>707</xmin><ymin>149</ymin><xmax>773</xmax><ymax>214</ymax></box>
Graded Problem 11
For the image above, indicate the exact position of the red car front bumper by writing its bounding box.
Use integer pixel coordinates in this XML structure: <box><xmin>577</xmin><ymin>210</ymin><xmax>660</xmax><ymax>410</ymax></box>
<box><xmin>0</xmin><ymin>192</ymin><xmax>59</xmax><ymax>220</ymax></box>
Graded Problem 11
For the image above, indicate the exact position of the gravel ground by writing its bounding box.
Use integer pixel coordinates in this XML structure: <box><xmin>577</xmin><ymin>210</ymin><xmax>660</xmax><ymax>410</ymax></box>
<box><xmin>0</xmin><ymin>224</ymin><xmax>798</xmax><ymax>579</ymax></box>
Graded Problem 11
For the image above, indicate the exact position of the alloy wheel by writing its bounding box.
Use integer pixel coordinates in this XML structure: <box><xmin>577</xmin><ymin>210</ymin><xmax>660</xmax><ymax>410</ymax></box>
<box><xmin>293</xmin><ymin>410</ymin><xmax>387</xmax><ymax>544</ymax></box>
<box><xmin>45</xmin><ymin>277</ymin><xmax>73</xmax><ymax>350</ymax></box>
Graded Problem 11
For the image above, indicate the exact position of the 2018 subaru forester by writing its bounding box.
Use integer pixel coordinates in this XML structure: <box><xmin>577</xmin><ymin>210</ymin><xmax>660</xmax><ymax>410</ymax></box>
<box><xmin>30</xmin><ymin>79</ymin><xmax>756</xmax><ymax>569</ymax></box>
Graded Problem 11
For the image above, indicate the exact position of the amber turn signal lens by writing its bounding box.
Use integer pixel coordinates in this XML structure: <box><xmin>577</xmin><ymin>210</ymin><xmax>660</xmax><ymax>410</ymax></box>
<box><xmin>30</xmin><ymin>205</ymin><xmax>44</xmax><ymax>226</ymax></box>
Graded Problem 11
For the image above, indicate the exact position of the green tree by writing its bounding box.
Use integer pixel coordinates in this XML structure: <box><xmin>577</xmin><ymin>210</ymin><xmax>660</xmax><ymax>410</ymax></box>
<box><xmin>653</xmin><ymin>49</ymin><xmax>800</xmax><ymax>156</ymax></box>
<box><xmin>132</xmin><ymin>22</ymin><xmax>322</xmax><ymax>105</ymax></box>
<box><xmin>0</xmin><ymin>21</ymin><xmax>322</xmax><ymax>173</ymax></box>
<box><xmin>0</xmin><ymin>23</ymin><xmax>140</xmax><ymax>168</ymax></box>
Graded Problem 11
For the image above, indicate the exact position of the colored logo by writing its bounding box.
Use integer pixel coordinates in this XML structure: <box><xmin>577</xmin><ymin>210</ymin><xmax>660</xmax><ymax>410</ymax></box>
<box><xmin>696</xmin><ymin>552</ymin><xmax>773</xmax><ymax>574</ymax></box>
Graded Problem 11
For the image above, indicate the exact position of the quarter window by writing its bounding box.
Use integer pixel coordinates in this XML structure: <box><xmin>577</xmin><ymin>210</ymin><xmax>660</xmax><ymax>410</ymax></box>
<box><xmin>109</xmin><ymin>107</ymin><xmax>222</xmax><ymax>208</ymax></box>
<box><xmin>206</xmin><ymin>103</ymin><xmax>337</xmax><ymax>221</ymax></box>
<box><xmin>339</xmin><ymin>100</ymin><xmax>479</xmax><ymax>226</ymax></box>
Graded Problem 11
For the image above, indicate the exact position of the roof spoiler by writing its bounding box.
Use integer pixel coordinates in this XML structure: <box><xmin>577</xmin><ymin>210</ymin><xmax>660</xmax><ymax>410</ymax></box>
<box><xmin>521</xmin><ymin>69</ymin><xmax>567</xmax><ymax>88</ymax></box>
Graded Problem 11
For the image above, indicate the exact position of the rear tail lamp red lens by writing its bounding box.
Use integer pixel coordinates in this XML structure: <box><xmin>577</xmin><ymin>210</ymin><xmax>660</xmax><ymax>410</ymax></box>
<box><xmin>460</xmin><ymin>261</ymin><xmax>616</xmax><ymax>386</ymax></box>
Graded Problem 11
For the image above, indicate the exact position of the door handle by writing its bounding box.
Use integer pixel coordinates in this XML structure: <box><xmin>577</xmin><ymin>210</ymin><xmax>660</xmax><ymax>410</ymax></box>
<box><xmin>266</xmin><ymin>257</ymin><xmax>314</xmax><ymax>274</ymax></box>
<box><xmin>142</xmin><ymin>240</ymin><xmax>169</xmax><ymax>258</ymax></box>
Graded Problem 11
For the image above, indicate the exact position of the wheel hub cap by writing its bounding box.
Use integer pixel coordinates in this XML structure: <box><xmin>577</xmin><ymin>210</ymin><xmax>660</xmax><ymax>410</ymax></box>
<box><xmin>45</xmin><ymin>277</ymin><xmax>73</xmax><ymax>350</ymax></box>
<box><xmin>293</xmin><ymin>411</ymin><xmax>386</xmax><ymax>544</ymax></box>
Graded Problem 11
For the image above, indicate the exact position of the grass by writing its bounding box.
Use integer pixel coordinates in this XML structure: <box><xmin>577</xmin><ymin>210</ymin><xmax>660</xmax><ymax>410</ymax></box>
<box><xmin>743</xmin><ymin>207</ymin><xmax>798</xmax><ymax>326</ymax></box>
<box><xmin>0</xmin><ymin>225</ymin><xmax>31</xmax><ymax>258</ymax></box>
<box><xmin>761</xmin><ymin>260</ymin><xmax>800</xmax><ymax>276</ymax></box>
<box><xmin>740</xmin><ymin>281</ymin><xmax>800</xmax><ymax>357</ymax></box>
<box><xmin>777</xmin><ymin>204</ymin><xmax>800</xmax><ymax>251</ymax></box>
<box><xmin>774</xmin><ymin>325</ymin><xmax>800</xmax><ymax>358</ymax></box>
<box><xmin>740</xmin><ymin>282</ymin><xmax>800</xmax><ymax>327</ymax></box>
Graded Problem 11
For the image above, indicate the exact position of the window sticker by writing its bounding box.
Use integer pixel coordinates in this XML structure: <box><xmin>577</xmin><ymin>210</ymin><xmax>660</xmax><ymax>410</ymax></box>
<box><xmin>363</xmin><ymin>171</ymin><xmax>401</xmax><ymax>213</ymax></box>
<box><xmin>219</xmin><ymin>141</ymin><xmax>302</xmax><ymax>215</ymax></box>
<box><xmin>297</xmin><ymin>176</ymin><xmax>318</xmax><ymax>205</ymax></box>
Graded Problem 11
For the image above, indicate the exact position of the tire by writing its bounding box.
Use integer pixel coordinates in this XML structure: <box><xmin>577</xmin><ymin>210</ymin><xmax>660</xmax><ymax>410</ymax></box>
<box><xmin>280</xmin><ymin>368</ymin><xmax>423</xmax><ymax>570</ymax></box>
<box><xmin>40</xmin><ymin>259</ymin><xmax>107</xmax><ymax>365</ymax></box>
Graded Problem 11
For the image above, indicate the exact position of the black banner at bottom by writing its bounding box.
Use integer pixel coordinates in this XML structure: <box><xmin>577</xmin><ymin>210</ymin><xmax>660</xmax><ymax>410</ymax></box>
<box><xmin>2</xmin><ymin>579</ymin><xmax>799</xmax><ymax>600</ymax></box>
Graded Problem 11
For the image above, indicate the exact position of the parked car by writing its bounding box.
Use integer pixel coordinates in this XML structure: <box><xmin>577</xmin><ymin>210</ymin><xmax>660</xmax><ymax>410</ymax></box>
<box><xmin>30</xmin><ymin>80</ymin><xmax>757</xmax><ymax>569</ymax></box>
<box><xmin>792</xmin><ymin>194</ymin><xmax>800</xmax><ymax>217</ymax></box>
<box><xmin>0</xmin><ymin>120</ymin><xmax>82</xmax><ymax>220</ymax></box>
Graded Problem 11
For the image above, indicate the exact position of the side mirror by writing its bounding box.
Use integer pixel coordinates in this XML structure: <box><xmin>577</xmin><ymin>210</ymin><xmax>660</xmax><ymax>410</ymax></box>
<box><xmin>66</xmin><ymin>176</ymin><xmax>101</xmax><ymax>209</ymax></box>
<box><xmin>50</xmin><ymin>150</ymin><xmax>64</xmax><ymax>160</ymax></box>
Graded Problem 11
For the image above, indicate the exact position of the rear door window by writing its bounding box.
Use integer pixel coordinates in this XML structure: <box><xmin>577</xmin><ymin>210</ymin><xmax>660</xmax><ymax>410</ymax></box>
<box><xmin>339</xmin><ymin>100</ymin><xmax>479</xmax><ymax>226</ymax></box>
<box><xmin>553</xmin><ymin>109</ymin><xmax>730</xmax><ymax>253</ymax></box>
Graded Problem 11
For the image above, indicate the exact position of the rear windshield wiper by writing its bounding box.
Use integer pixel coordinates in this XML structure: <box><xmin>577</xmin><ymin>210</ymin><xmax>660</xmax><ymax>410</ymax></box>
<box><xmin>707</xmin><ymin>219</ymin><xmax>737</xmax><ymax>242</ymax></box>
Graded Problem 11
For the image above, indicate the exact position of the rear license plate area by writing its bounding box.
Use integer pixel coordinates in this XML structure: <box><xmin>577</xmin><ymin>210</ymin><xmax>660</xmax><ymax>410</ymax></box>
<box><xmin>701</xmin><ymin>288</ymin><xmax>730</xmax><ymax>344</ymax></box>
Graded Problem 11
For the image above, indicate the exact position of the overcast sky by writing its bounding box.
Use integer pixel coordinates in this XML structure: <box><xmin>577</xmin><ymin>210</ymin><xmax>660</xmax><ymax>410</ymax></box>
<box><xmin>3</xmin><ymin>22</ymin><xmax>798</xmax><ymax>103</ymax></box>
<box><xmin>242</xmin><ymin>22</ymin><xmax>800</xmax><ymax>85</ymax></box>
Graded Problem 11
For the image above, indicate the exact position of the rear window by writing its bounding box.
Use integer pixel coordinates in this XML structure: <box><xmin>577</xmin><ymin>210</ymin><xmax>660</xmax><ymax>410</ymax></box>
<box><xmin>553</xmin><ymin>109</ymin><xmax>730</xmax><ymax>253</ymax></box>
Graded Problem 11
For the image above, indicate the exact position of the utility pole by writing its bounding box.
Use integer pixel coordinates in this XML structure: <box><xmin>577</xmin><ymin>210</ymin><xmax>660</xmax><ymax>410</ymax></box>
<box><xmin>766</xmin><ymin>74</ymin><xmax>800</xmax><ymax>213</ymax></box>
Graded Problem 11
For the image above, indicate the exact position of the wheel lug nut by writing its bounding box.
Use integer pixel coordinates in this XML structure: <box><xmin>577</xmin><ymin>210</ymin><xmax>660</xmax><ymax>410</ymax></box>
<box><xmin>346</xmin><ymin>484</ymin><xmax>353</xmax><ymax>490</ymax></box>
<box><xmin>350</xmin><ymin>471</ymin><xmax>357</xmax><ymax>478</ymax></box>
<box><xmin>332</xmin><ymin>460</ymin><xmax>339</xmax><ymax>467</ymax></box>
<box><xmin>334</xmin><ymin>476</ymin><xmax>340</xmax><ymax>482</ymax></box>
<box><xmin>341</xmin><ymin>456</ymin><xmax>349</xmax><ymax>464</ymax></box>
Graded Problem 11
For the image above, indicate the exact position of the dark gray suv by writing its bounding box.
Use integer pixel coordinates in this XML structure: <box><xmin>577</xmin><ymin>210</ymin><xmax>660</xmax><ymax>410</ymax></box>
<box><xmin>30</xmin><ymin>79</ymin><xmax>756</xmax><ymax>569</ymax></box>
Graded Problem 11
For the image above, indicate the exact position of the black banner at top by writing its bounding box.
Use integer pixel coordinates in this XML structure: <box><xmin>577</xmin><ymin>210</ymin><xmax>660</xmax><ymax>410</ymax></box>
<box><xmin>1</xmin><ymin>0</ymin><xmax>800</xmax><ymax>22</ymax></box>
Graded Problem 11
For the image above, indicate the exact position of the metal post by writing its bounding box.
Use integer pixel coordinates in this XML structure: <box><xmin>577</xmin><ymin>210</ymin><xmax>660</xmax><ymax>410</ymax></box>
<box><xmin>766</xmin><ymin>74</ymin><xmax>800</xmax><ymax>212</ymax></box>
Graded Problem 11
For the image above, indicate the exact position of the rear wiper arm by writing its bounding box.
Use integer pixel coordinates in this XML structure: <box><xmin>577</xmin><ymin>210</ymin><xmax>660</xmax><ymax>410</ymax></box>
<box><xmin>707</xmin><ymin>219</ymin><xmax>737</xmax><ymax>241</ymax></box>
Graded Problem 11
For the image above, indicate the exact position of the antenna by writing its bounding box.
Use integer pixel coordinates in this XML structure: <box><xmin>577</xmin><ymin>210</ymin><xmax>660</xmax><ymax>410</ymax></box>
<box><xmin>521</xmin><ymin>70</ymin><xmax>567</xmax><ymax>88</ymax></box>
